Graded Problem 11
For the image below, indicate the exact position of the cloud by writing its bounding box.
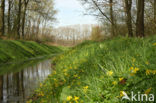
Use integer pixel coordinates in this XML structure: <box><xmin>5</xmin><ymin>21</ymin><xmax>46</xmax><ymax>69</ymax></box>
<box><xmin>55</xmin><ymin>0</ymin><xmax>83</xmax><ymax>10</ymax></box>
<box><xmin>54</xmin><ymin>0</ymin><xmax>97</xmax><ymax>27</ymax></box>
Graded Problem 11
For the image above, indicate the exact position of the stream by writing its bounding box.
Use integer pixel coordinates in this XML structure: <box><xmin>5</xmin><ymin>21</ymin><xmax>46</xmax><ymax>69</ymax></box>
<box><xmin>0</xmin><ymin>59</ymin><xmax>52</xmax><ymax>103</ymax></box>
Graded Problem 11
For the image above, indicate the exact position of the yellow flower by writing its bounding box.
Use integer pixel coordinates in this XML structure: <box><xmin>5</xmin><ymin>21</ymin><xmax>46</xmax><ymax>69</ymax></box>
<box><xmin>146</xmin><ymin>70</ymin><xmax>151</xmax><ymax>75</ymax></box>
<box><xmin>145</xmin><ymin>88</ymin><xmax>152</xmax><ymax>94</ymax></box>
<box><xmin>129</xmin><ymin>67</ymin><xmax>134</xmax><ymax>71</ymax></box>
<box><xmin>67</xmin><ymin>96</ymin><xmax>72</xmax><ymax>101</ymax></box>
<box><xmin>132</xmin><ymin>67</ymin><xmax>139</xmax><ymax>73</ymax></box>
<box><xmin>83</xmin><ymin>86</ymin><xmax>89</xmax><ymax>89</ymax></box>
<box><xmin>119</xmin><ymin>78</ymin><xmax>124</xmax><ymax>81</ymax></box>
<box><xmin>120</xmin><ymin>91</ymin><xmax>124</xmax><ymax>97</ymax></box>
<box><xmin>107</xmin><ymin>71</ymin><xmax>113</xmax><ymax>76</ymax></box>
<box><xmin>83</xmin><ymin>86</ymin><xmax>89</xmax><ymax>92</ymax></box>
<box><xmin>153</xmin><ymin>43</ymin><xmax>156</xmax><ymax>46</ymax></box>
<box><xmin>74</xmin><ymin>96</ymin><xmax>79</xmax><ymax>102</ymax></box>
<box><xmin>112</xmin><ymin>81</ymin><xmax>117</xmax><ymax>85</ymax></box>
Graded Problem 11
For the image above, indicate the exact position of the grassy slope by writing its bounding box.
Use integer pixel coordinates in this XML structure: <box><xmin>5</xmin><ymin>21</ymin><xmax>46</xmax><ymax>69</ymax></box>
<box><xmin>0</xmin><ymin>40</ymin><xmax>61</xmax><ymax>64</ymax></box>
<box><xmin>31</xmin><ymin>36</ymin><xmax>156</xmax><ymax>103</ymax></box>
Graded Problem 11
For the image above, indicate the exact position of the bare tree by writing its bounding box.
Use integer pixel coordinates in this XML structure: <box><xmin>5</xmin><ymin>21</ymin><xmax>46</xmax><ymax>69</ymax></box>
<box><xmin>22</xmin><ymin>0</ymin><xmax>30</xmax><ymax>38</ymax></box>
<box><xmin>154</xmin><ymin>0</ymin><xmax>156</xmax><ymax>22</ymax></box>
<box><xmin>81</xmin><ymin>0</ymin><xmax>116</xmax><ymax>36</ymax></box>
<box><xmin>136</xmin><ymin>0</ymin><xmax>145</xmax><ymax>37</ymax></box>
<box><xmin>17</xmin><ymin>0</ymin><xmax>22</xmax><ymax>38</ymax></box>
<box><xmin>109</xmin><ymin>0</ymin><xmax>115</xmax><ymax>36</ymax></box>
<box><xmin>1</xmin><ymin>0</ymin><xmax>5</xmax><ymax>36</ymax></box>
<box><xmin>8</xmin><ymin>0</ymin><xmax>13</xmax><ymax>35</ymax></box>
<box><xmin>125</xmin><ymin>0</ymin><xmax>133</xmax><ymax>37</ymax></box>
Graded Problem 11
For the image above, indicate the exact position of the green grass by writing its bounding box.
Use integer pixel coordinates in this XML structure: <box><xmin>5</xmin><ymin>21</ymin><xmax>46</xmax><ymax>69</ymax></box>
<box><xmin>29</xmin><ymin>36</ymin><xmax>156</xmax><ymax>103</ymax></box>
<box><xmin>0</xmin><ymin>40</ymin><xmax>62</xmax><ymax>64</ymax></box>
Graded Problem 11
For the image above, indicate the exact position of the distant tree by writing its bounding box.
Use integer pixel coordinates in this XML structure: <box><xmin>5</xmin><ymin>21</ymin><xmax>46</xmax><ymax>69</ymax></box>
<box><xmin>136</xmin><ymin>0</ymin><xmax>145</xmax><ymax>37</ymax></box>
<box><xmin>109</xmin><ymin>0</ymin><xmax>115</xmax><ymax>36</ymax></box>
<box><xmin>154</xmin><ymin>0</ymin><xmax>156</xmax><ymax>22</ymax></box>
<box><xmin>22</xmin><ymin>0</ymin><xmax>30</xmax><ymax>38</ymax></box>
<box><xmin>7</xmin><ymin>0</ymin><xmax>13</xmax><ymax>35</ymax></box>
<box><xmin>0</xmin><ymin>0</ymin><xmax>5</xmax><ymax>36</ymax></box>
<box><xmin>17</xmin><ymin>0</ymin><xmax>22</xmax><ymax>38</ymax></box>
<box><xmin>125</xmin><ymin>0</ymin><xmax>133</xmax><ymax>37</ymax></box>
<box><xmin>91</xmin><ymin>26</ymin><xmax>102</xmax><ymax>41</ymax></box>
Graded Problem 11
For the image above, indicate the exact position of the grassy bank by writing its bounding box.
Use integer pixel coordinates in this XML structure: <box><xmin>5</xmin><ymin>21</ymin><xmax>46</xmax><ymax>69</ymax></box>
<box><xmin>30</xmin><ymin>36</ymin><xmax>156</xmax><ymax>103</ymax></box>
<box><xmin>0</xmin><ymin>39</ymin><xmax>62</xmax><ymax>64</ymax></box>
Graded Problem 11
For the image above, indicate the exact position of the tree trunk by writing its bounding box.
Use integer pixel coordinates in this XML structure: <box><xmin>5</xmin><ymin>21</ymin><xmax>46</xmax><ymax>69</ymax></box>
<box><xmin>1</xmin><ymin>0</ymin><xmax>5</xmax><ymax>36</ymax></box>
<box><xmin>22</xmin><ymin>0</ymin><xmax>29</xmax><ymax>38</ymax></box>
<box><xmin>154</xmin><ymin>0</ymin><xmax>156</xmax><ymax>21</ymax></box>
<box><xmin>136</xmin><ymin>0</ymin><xmax>145</xmax><ymax>37</ymax></box>
<box><xmin>8</xmin><ymin>0</ymin><xmax>12</xmax><ymax>35</ymax></box>
<box><xmin>125</xmin><ymin>0</ymin><xmax>133</xmax><ymax>37</ymax></box>
<box><xmin>22</xmin><ymin>4</ymin><xmax>27</xmax><ymax>38</ymax></box>
<box><xmin>17</xmin><ymin>0</ymin><xmax>22</xmax><ymax>38</ymax></box>
<box><xmin>109</xmin><ymin>0</ymin><xmax>115</xmax><ymax>36</ymax></box>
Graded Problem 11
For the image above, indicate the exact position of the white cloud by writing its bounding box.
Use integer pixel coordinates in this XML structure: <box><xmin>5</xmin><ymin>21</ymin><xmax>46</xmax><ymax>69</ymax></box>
<box><xmin>55</xmin><ymin>0</ymin><xmax>82</xmax><ymax>9</ymax></box>
<box><xmin>54</xmin><ymin>0</ymin><xmax>97</xmax><ymax>27</ymax></box>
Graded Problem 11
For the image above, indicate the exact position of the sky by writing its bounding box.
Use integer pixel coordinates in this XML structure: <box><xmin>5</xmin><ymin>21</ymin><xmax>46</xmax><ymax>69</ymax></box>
<box><xmin>54</xmin><ymin>0</ymin><xmax>98</xmax><ymax>27</ymax></box>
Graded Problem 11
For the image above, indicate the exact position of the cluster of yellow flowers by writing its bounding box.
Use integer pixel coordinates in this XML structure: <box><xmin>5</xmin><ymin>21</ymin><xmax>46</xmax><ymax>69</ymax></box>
<box><xmin>112</xmin><ymin>81</ymin><xmax>117</xmax><ymax>85</ymax></box>
<box><xmin>106</xmin><ymin>70</ymin><xmax>113</xmax><ymax>76</ymax></box>
<box><xmin>66</xmin><ymin>96</ymin><xmax>80</xmax><ymax>103</ymax></box>
<box><xmin>129</xmin><ymin>67</ymin><xmax>140</xmax><ymax>76</ymax></box>
<box><xmin>112</xmin><ymin>78</ymin><xmax>124</xmax><ymax>85</ymax></box>
<box><xmin>146</xmin><ymin>69</ymin><xmax>156</xmax><ymax>75</ymax></box>
<box><xmin>83</xmin><ymin>86</ymin><xmax>89</xmax><ymax>93</ymax></box>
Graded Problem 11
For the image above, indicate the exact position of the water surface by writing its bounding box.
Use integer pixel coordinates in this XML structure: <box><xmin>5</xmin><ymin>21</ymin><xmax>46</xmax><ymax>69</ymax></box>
<box><xmin>0</xmin><ymin>59</ymin><xmax>52</xmax><ymax>103</ymax></box>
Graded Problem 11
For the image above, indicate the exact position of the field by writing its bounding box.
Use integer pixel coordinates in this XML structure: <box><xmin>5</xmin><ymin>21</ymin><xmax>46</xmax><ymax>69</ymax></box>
<box><xmin>29</xmin><ymin>36</ymin><xmax>156</xmax><ymax>103</ymax></box>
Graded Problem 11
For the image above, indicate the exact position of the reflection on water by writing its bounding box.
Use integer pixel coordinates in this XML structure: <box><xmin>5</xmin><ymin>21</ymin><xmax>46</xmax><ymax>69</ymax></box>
<box><xmin>0</xmin><ymin>59</ymin><xmax>52</xmax><ymax>103</ymax></box>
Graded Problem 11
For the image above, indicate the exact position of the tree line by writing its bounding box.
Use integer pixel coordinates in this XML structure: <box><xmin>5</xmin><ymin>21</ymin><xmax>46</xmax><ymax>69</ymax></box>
<box><xmin>80</xmin><ymin>0</ymin><xmax>156</xmax><ymax>37</ymax></box>
<box><xmin>0</xmin><ymin>0</ymin><xmax>56</xmax><ymax>39</ymax></box>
